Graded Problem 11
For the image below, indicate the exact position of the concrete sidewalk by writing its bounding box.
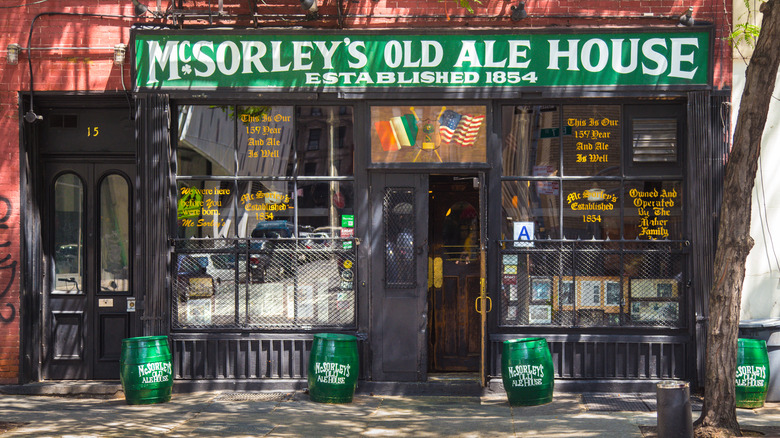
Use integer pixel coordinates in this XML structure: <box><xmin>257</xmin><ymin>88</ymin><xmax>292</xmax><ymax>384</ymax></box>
<box><xmin>0</xmin><ymin>390</ymin><xmax>778</xmax><ymax>437</ymax></box>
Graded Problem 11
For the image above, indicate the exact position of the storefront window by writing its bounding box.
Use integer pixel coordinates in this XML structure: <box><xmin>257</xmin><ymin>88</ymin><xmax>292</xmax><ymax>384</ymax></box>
<box><xmin>370</xmin><ymin>105</ymin><xmax>487</xmax><ymax>164</ymax></box>
<box><xmin>562</xmin><ymin>180</ymin><xmax>621</xmax><ymax>240</ymax></box>
<box><xmin>237</xmin><ymin>106</ymin><xmax>294</xmax><ymax>177</ymax></box>
<box><xmin>177</xmin><ymin>105</ymin><xmax>235</xmax><ymax>176</ymax></box>
<box><xmin>499</xmin><ymin>103</ymin><xmax>685</xmax><ymax>329</ymax></box>
<box><xmin>176</xmin><ymin>180</ymin><xmax>236</xmax><ymax>238</ymax></box>
<box><xmin>501</xmin><ymin>180</ymin><xmax>560</xmax><ymax>241</ymax></box>
<box><xmin>236</xmin><ymin>180</ymin><xmax>293</xmax><ymax>238</ymax></box>
<box><xmin>562</xmin><ymin>105</ymin><xmax>621</xmax><ymax>177</ymax></box>
<box><xmin>502</xmin><ymin>105</ymin><xmax>560</xmax><ymax>176</ymax></box>
<box><xmin>297</xmin><ymin>181</ymin><xmax>354</xmax><ymax>232</ymax></box>
<box><xmin>623</xmin><ymin>181</ymin><xmax>683</xmax><ymax>240</ymax></box>
<box><xmin>173</xmin><ymin>104</ymin><xmax>356</xmax><ymax>330</ymax></box>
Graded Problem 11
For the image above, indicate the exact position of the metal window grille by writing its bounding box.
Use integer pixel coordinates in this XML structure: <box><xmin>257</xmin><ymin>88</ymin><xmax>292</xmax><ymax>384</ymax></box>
<box><xmin>172</xmin><ymin>237</ymin><xmax>356</xmax><ymax>329</ymax></box>
<box><xmin>499</xmin><ymin>241</ymin><xmax>686</xmax><ymax>328</ymax></box>
<box><xmin>384</xmin><ymin>188</ymin><xmax>416</xmax><ymax>288</ymax></box>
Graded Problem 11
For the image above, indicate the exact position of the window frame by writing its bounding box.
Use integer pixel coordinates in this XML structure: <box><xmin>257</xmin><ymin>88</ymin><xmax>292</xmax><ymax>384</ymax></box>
<box><xmin>170</xmin><ymin>102</ymin><xmax>357</xmax><ymax>331</ymax></box>
<box><xmin>623</xmin><ymin>104</ymin><xmax>686</xmax><ymax>177</ymax></box>
<box><xmin>498</xmin><ymin>100</ymin><xmax>688</xmax><ymax>329</ymax></box>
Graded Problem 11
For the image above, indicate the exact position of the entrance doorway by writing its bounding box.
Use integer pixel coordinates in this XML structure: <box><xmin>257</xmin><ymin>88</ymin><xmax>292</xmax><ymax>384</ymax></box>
<box><xmin>42</xmin><ymin>160</ymin><xmax>135</xmax><ymax>380</ymax></box>
<box><xmin>428</xmin><ymin>175</ymin><xmax>481</xmax><ymax>372</ymax></box>
<box><xmin>38</xmin><ymin>106</ymin><xmax>136</xmax><ymax>380</ymax></box>
<box><xmin>369</xmin><ymin>172</ymin><xmax>485</xmax><ymax>381</ymax></box>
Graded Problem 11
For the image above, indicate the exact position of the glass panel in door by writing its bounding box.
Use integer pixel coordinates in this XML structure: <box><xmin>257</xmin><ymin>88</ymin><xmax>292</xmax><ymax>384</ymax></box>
<box><xmin>54</xmin><ymin>173</ymin><xmax>84</xmax><ymax>294</ymax></box>
<box><xmin>99</xmin><ymin>175</ymin><xmax>130</xmax><ymax>293</ymax></box>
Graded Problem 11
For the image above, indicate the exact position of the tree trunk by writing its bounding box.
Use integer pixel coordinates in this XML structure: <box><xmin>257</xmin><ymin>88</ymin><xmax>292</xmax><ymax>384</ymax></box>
<box><xmin>695</xmin><ymin>1</ymin><xmax>780</xmax><ymax>436</ymax></box>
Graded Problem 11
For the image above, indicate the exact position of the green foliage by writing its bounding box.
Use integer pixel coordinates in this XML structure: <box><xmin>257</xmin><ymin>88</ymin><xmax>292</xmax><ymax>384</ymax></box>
<box><xmin>729</xmin><ymin>0</ymin><xmax>765</xmax><ymax>48</ymax></box>
<box><xmin>209</xmin><ymin>105</ymin><xmax>272</xmax><ymax>125</ymax></box>
<box><xmin>730</xmin><ymin>23</ymin><xmax>762</xmax><ymax>48</ymax></box>
<box><xmin>439</xmin><ymin>0</ymin><xmax>483</xmax><ymax>14</ymax></box>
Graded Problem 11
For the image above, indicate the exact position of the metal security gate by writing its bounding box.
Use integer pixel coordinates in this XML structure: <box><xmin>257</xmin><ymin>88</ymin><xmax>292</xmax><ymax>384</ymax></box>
<box><xmin>491</xmin><ymin>240</ymin><xmax>690</xmax><ymax>386</ymax></box>
<box><xmin>170</xmin><ymin>237</ymin><xmax>357</xmax><ymax>329</ymax></box>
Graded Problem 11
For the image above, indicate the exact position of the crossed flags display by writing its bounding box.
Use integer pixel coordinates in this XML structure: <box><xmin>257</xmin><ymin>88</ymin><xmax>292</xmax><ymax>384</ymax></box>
<box><xmin>374</xmin><ymin>107</ymin><xmax>483</xmax><ymax>152</ymax></box>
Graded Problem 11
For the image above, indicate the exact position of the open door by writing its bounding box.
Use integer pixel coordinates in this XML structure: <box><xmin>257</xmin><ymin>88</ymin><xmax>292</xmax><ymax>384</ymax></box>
<box><xmin>369</xmin><ymin>173</ymin><xmax>429</xmax><ymax>381</ymax></box>
<box><xmin>427</xmin><ymin>176</ymin><xmax>482</xmax><ymax>373</ymax></box>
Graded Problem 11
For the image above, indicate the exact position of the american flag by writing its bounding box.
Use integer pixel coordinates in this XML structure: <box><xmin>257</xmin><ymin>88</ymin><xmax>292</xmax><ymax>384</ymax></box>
<box><xmin>438</xmin><ymin>110</ymin><xmax>462</xmax><ymax>143</ymax></box>
<box><xmin>453</xmin><ymin>114</ymin><xmax>484</xmax><ymax>147</ymax></box>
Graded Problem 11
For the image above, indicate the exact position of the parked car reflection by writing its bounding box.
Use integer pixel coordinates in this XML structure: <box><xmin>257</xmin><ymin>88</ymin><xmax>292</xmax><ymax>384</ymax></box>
<box><xmin>249</xmin><ymin>220</ymin><xmax>295</xmax><ymax>282</ymax></box>
<box><xmin>175</xmin><ymin>254</ymin><xmax>215</xmax><ymax>300</ymax></box>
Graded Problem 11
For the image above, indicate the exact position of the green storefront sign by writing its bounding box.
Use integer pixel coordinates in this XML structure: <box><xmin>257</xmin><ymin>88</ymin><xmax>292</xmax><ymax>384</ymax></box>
<box><xmin>134</xmin><ymin>31</ymin><xmax>710</xmax><ymax>90</ymax></box>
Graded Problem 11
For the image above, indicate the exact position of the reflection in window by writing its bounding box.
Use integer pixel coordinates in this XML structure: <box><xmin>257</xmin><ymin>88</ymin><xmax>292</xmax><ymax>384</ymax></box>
<box><xmin>54</xmin><ymin>173</ymin><xmax>83</xmax><ymax>293</ymax></box>
<box><xmin>297</xmin><ymin>181</ymin><xmax>354</xmax><ymax>232</ymax></box>
<box><xmin>173</xmin><ymin>104</ymin><xmax>356</xmax><ymax>329</ymax></box>
<box><xmin>307</xmin><ymin>128</ymin><xmax>321</xmax><ymax>151</ymax></box>
<box><xmin>177</xmin><ymin>181</ymin><xmax>236</xmax><ymax>238</ymax></box>
<box><xmin>338</xmin><ymin>126</ymin><xmax>347</xmax><ymax>149</ymax></box>
<box><xmin>177</xmin><ymin>105</ymin><xmax>235</xmax><ymax>176</ymax></box>
<box><xmin>100</xmin><ymin>174</ymin><xmax>130</xmax><ymax>293</ymax></box>
<box><xmin>236</xmin><ymin>180</ymin><xmax>294</xmax><ymax>238</ymax></box>
<box><xmin>501</xmin><ymin>180</ymin><xmax>560</xmax><ymax>241</ymax></box>
<box><xmin>296</xmin><ymin>106</ymin><xmax>354</xmax><ymax>177</ymax></box>
<box><xmin>237</xmin><ymin>106</ymin><xmax>295</xmax><ymax>177</ymax></box>
<box><xmin>502</xmin><ymin>105</ymin><xmax>560</xmax><ymax>176</ymax></box>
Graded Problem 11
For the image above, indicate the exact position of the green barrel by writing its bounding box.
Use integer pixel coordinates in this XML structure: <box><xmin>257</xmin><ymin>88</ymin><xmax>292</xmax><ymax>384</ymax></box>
<box><xmin>120</xmin><ymin>336</ymin><xmax>173</xmax><ymax>405</ymax></box>
<box><xmin>308</xmin><ymin>333</ymin><xmax>359</xmax><ymax>403</ymax></box>
<box><xmin>736</xmin><ymin>338</ymin><xmax>770</xmax><ymax>409</ymax></box>
<box><xmin>502</xmin><ymin>337</ymin><xmax>554</xmax><ymax>406</ymax></box>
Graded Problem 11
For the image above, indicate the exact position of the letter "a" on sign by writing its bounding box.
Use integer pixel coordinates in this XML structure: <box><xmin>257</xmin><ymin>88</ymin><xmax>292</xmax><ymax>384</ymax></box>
<box><xmin>513</xmin><ymin>221</ymin><xmax>534</xmax><ymax>247</ymax></box>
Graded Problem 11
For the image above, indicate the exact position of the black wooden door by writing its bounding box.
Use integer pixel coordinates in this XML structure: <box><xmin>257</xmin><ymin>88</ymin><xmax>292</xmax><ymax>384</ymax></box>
<box><xmin>43</xmin><ymin>161</ymin><xmax>135</xmax><ymax>380</ymax></box>
<box><xmin>370</xmin><ymin>173</ymin><xmax>429</xmax><ymax>381</ymax></box>
<box><xmin>428</xmin><ymin>176</ymin><xmax>481</xmax><ymax>372</ymax></box>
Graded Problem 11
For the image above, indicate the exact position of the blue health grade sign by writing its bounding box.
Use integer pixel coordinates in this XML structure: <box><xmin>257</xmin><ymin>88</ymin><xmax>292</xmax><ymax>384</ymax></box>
<box><xmin>133</xmin><ymin>31</ymin><xmax>711</xmax><ymax>90</ymax></box>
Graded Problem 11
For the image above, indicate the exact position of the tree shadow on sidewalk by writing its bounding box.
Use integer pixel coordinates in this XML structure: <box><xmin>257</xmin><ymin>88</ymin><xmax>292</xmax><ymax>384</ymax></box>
<box><xmin>0</xmin><ymin>422</ymin><xmax>27</xmax><ymax>434</ymax></box>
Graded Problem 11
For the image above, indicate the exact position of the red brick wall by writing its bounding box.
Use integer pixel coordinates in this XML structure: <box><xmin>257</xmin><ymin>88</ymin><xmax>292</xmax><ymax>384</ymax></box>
<box><xmin>0</xmin><ymin>2</ymin><xmax>144</xmax><ymax>384</ymax></box>
<box><xmin>0</xmin><ymin>0</ymin><xmax>732</xmax><ymax>383</ymax></box>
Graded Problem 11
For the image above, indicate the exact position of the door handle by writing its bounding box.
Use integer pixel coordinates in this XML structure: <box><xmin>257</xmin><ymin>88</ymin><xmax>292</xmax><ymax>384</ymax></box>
<box><xmin>475</xmin><ymin>296</ymin><xmax>492</xmax><ymax>313</ymax></box>
<box><xmin>433</xmin><ymin>257</ymin><xmax>442</xmax><ymax>288</ymax></box>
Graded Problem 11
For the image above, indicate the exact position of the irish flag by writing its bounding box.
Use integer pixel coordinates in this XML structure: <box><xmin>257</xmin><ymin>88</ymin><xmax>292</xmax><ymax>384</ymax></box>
<box><xmin>375</xmin><ymin>113</ymin><xmax>418</xmax><ymax>151</ymax></box>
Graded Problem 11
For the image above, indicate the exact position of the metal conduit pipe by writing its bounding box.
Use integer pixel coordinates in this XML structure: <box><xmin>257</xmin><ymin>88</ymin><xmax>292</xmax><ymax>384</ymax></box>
<box><xmin>168</xmin><ymin>12</ymin><xmax>685</xmax><ymax>21</ymax></box>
